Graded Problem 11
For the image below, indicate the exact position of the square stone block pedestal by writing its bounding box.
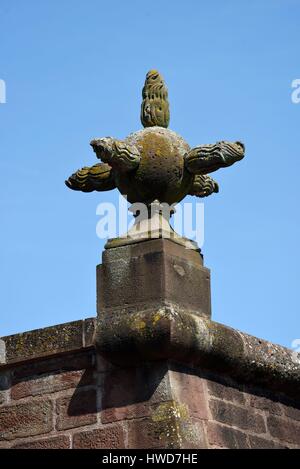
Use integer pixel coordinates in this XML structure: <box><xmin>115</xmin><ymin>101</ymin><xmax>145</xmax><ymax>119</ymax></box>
<box><xmin>97</xmin><ymin>238</ymin><xmax>211</xmax><ymax>318</ymax></box>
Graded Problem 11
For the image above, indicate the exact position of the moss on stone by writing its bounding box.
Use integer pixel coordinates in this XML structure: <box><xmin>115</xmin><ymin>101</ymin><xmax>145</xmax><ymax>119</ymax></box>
<box><xmin>115</xmin><ymin>127</ymin><xmax>192</xmax><ymax>204</ymax></box>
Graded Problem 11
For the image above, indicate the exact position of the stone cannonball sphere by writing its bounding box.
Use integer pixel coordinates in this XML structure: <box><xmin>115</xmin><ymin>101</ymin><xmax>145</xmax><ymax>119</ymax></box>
<box><xmin>114</xmin><ymin>127</ymin><xmax>192</xmax><ymax>205</ymax></box>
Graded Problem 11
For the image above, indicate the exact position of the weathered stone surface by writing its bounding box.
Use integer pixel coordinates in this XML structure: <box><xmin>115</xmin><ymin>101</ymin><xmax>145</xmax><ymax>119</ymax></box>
<box><xmin>240</xmin><ymin>333</ymin><xmax>300</xmax><ymax>394</ymax></box>
<box><xmin>96</xmin><ymin>300</ymin><xmax>300</xmax><ymax>400</ymax></box>
<box><xmin>267</xmin><ymin>414</ymin><xmax>300</xmax><ymax>445</ymax></box>
<box><xmin>0</xmin><ymin>234</ymin><xmax>300</xmax><ymax>452</ymax></box>
<box><xmin>0</xmin><ymin>372</ymin><xmax>10</xmax><ymax>406</ymax></box>
<box><xmin>66</xmin><ymin>70</ymin><xmax>244</xmax><ymax>208</ymax></box>
<box><xmin>0</xmin><ymin>399</ymin><xmax>53</xmax><ymax>442</ymax></box>
<box><xmin>13</xmin><ymin>435</ymin><xmax>70</xmax><ymax>449</ymax></box>
<box><xmin>101</xmin><ymin>363</ymin><xmax>171</xmax><ymax>424</ymax></box>
<box><xmin>176</xmin><ymin>418</ymin><xmax>207</xmax><ymax>449</ymax></box>
<box><xmin>10</xmin><ymin>350</ymin><xmax>95</xmax><ymax>380</ymax></box>
<box><xmin>98</xmin><ymin>239</ymin><xmax>211</xmax><ymax>317</ymax></box>
<box><xmin>56</xmin><ymin>389</ymin><xmax>97</xmax><ymax>430</ymax></box>
<box><xmin>73</xmin><ymin>425</ymin><xmax>126</xmax><ymax>449</ymax></box>
<box><xmin>11</xmin><ymin>369</ymin><xmax>95</xmax><ymax>400</ymax></box>
<box><xmin>2</xmin><ymin>320</ymin><xmax>88</xmax><ymax>365</ymax></box>
<box><xmin>206</xmin><ymin>421</ymin><xmax>249</xmax><ymax>449</ymax></box>
<box><xmin>0</xmin><ymin>343</ymin><xmax>299</xmax><ymax>449</ymax></box>
<box><xmin>209</xmin><ymin>399</ymin><xmax>266</xmax><ymax>434</ymax></box>
<box><xmin>127</xmin><ymin>402</ymin><xmax>206</xmax><ymax>449</ymax></box>
<box><xmin>84</xmin><ymin>318</ymin><xmax>96</xmax><ymax>347</ymax></box>
<box><xmin>0</xmin><ymin>392</ymin><xmax>6</xmax><ymax>406</ymax></box>
<box><xmin>248</xmin><ymin>435</ymin><xmax>287</xmax><ymax>449</ymax></box>
<box><xmin>141</xmin><ymin>70</ymin><xmax>170</xmax><ymax>128</ymax></box>
<box><xmin>1</xmin><ymin>310</ymin><xmax>298</xmax><ymax>403</ymax></box>
<box><xmin>169</xmin><ymin>369</ymin><xmax>209</xmax><ymax>420</ymax></box>
<box><xmin>282</xmin><ymin>403</ymin><xmax>300</xmax><ymax>421</ymax></box>
<box><xmin>127</xmin><ymin>417</ymin><xmax>176</xmax><ymax>449</ymax></box>
<box><xmin>101</xmin><ymin>402</ymin><xmax>152</xmax><ymax>424</ymax></box>
<box><xmin>248</xmin><ymin>392</ymin><xmax>283</xmax><ymax>416</ymax></box>
<box><xmin>206</xmin><ymin>378</ymin><xmax>245</xmax><ymax>405</ymax></box>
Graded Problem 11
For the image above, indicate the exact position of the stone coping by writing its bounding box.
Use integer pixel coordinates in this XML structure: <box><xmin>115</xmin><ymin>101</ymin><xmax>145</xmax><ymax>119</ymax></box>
<box><xmin>96</xmin><ymin>305</ymin><xmax>300</xmax><ymax>399</ymax></box>
<box><xmin>1</xmin><ymin>312</ymin><xmax>299</xmax><ymax>399</ymax></box>
<box><xmin>0</xmin><ymin>318</ymin><xmax>96</xmax><ymax>367</ymax></box>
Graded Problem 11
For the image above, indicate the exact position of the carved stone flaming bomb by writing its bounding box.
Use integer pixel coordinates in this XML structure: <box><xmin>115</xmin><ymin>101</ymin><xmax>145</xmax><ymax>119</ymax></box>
<box><xmin>66</xmin><ymin>70</ymin><xmax>245</xmax><ymax>248</ymax></box>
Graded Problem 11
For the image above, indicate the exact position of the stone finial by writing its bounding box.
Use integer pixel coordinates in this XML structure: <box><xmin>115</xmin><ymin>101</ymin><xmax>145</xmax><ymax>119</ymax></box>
<box><xmin>140</xmin><ymin>70</ymin><xmax>170</xmax><ymax>128</ymax></box>
<box><xmin>65</xmin><ymin>69</ymin><xmax>245</xmax><ymax>248</ymax></box>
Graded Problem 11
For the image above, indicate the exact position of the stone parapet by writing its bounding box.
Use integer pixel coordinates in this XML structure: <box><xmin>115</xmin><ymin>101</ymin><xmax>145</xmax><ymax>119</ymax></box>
<box><xmin>1</xmin><ymin>239</ymin><xmax>299</xmax><ymax>448</ymax></box>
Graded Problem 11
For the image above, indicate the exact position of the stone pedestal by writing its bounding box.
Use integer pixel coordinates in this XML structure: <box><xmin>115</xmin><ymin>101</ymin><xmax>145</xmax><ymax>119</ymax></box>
<box><xmin>96</xmin><ymin>238</ymin><xmax>211</xmax><ymax>366</ymax></box>
<box><xmin>105</xmin><ymin>201</ymin><xmax>199</xmax><ymax>251</ymax></box>
<box><xmin>97</xmin><ymin>238</ymin><xmax>211</xmax><ymax>318</ymax></box>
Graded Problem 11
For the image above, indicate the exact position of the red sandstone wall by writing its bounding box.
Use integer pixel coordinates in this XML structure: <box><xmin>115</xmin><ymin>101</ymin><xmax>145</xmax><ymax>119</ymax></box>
<box><xmin>0</xmin><ymin>349</ymin><xmax>299</xmax><ymax>449</ymax></box>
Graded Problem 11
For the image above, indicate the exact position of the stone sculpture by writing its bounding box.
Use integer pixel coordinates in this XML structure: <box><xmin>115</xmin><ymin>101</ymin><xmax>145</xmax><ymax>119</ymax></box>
<box><xmin>66</xmin><ymin>70</ymin><xmax>245</xmax><ymax>247</ymax></box>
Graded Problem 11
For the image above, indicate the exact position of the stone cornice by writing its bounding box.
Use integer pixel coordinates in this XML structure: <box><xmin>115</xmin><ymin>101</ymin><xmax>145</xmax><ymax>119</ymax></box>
<box><xmin>1</xmin><ymin>309</ymin><xmax>299</xmax><ymax>399</ymax></box>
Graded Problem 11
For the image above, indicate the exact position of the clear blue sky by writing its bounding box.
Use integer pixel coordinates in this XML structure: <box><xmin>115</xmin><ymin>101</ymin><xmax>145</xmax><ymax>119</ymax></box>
<box><xmin>0</xmin><ymin>0</ymin><xmax>299</xmax><ymax>348</ymax></box>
